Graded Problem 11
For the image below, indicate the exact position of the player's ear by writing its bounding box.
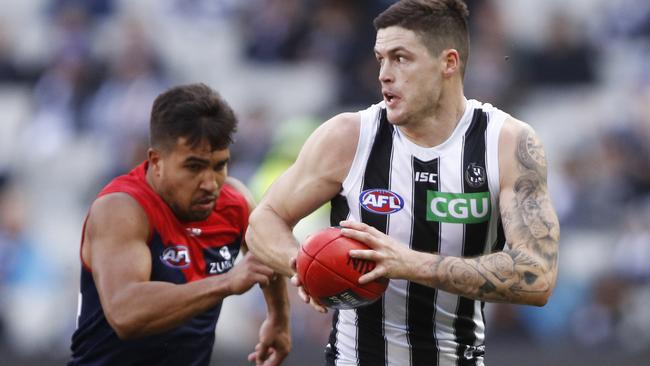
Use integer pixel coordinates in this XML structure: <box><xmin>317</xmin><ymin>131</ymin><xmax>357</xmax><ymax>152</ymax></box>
<box><xmin>148</xmin><ymin>148</ymin><xmax>162</xmax><ymax>175</ymax></box>
<box><xmin>441</xmin><ymin>49</ymin><xmax>460</xmax><ymax>77</ymax></box>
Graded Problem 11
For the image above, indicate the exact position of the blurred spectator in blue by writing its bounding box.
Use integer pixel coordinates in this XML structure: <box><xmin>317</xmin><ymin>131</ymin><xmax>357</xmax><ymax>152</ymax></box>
<box><xmin>601</xmin><ymin>0</ymin><xmax>650</xmax><ymax>39</ymax></box>
<box><xmin>601</xmin><ymin>127</ymin><xmax>650</xmax><ymax>200</ymax></box>
<box><xmin>302</xmin><ymin>0</ymin><xmax>379</xmax><ymax>107</ymax></box>
<box><xmin>524</xmin><ymin>12</ymin><xmax>597</xmax><ymax>86</ymax></box>
<box><xmin>0</xmin><ymin>25</ymin><xmax>23</xmax><ymax>83</ymax></box>
<box><xmin>240</xmin><ymin>0</ymin><xmax>383</xmax><ymax>107</ymax></box>
<box><xmin>48</xmin><ymin>0</ymin><xmax>115</xmax><ymax>20</ymax></box>
<box><xmin>0</xmin><ymin>173</ymin><xmax>59</xmax><ymax>354</ymax></box>
<box><xmin>241</xmin><ymin>0</ymin><xmax>309</xmax><ymax>62</ymax></box>
<box><xmin>464</xmin><ymin>0</ymin><xmax>518</xmax><ymax>108</ymax></box>
<box><xmin>0</xmin><ymin>173</ymin><xmax>14</xmax><ymax>346</ymax></box>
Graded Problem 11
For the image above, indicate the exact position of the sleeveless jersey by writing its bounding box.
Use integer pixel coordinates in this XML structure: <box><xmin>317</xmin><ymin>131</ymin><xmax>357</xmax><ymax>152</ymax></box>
<box><xmin>326</xmin><ymin>99</ymin><xmax>508</xmax><ymax>366</ymax></box>
<box><xmin>69</xmin><ymin>161</ymin><xmax>249</xmax><ymax>366</ymax></box>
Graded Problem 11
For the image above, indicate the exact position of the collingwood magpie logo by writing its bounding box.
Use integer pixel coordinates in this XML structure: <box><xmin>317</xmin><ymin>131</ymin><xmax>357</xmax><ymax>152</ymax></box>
<box><xmin>465</xmin><ymin>163</ymin><xmax>486</xmax><ymax>188</ymax></box>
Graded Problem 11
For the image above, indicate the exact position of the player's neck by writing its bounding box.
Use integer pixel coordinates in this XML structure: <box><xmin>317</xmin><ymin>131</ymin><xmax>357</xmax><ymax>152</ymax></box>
<box><xmin>398</xmin><ymin>88</ymin><xmax>466</xmax><ymax>148</ymax></box>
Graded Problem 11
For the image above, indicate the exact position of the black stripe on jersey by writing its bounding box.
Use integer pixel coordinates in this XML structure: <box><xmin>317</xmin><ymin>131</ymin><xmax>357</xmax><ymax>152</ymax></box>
<box><xmin>331</xmin><ymin>193</ymin><xmax>351</xmax><ymax>226</ymax></box>
<box><xmin>455</xmin><ymin>109</ymin><xmax>490</xmax><ymax>365</ymax></box>
<box><xmin>357</xmin><ymin>108</ymin><xmax>394</xmax><ymax>366</ymax></box>
<box><xmin>325</xmin><ymin>311</ymin><xmax>340</xmax><ymax>366</ymax></box>
<box><xmin>492</xmin><ymin>217</ymin><xmax>506</xmax><ymax>252</ymax></box>
<box><xmin>408</xmin><ymin>157</ymin><xmax>440</xmax><ymax>366</ymax></box>
<box><xmin>327</xmin><ymin>195</ymin><xmax>350</xmax><ymax>363</ymax></box>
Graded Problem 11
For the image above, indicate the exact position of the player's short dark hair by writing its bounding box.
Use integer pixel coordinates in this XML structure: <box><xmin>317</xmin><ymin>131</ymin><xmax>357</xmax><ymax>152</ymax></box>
<box><xmin>150</xmin><ymin>83</ymin><xmax>237</xmax><ymax>152</ymax></box>
<box><xmin>374</xmin><ymin>0</ymin><xmax>470</xmax><ymax>75</ymax></box>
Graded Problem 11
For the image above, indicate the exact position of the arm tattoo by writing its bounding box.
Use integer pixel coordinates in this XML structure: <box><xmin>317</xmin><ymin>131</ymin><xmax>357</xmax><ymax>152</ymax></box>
<box><xmin>428</xmin><ymin>128</ymin><xmax>560</xmax><ymax>304</ymax></box>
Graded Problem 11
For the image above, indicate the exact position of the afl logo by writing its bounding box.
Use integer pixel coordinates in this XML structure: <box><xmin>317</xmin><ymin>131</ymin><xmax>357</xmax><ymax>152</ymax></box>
<box><xmin>359</xmin><ymin>189</ymin><xmax>404</xmax><ymax>215</ymax></box>
<box><xmin>160</xmin><ymin>245</ymin><xmax>191</xmax><ymax>269</ymax></box>
<box><xmin>465</xmin><ymin>163</ymin><xmax>487</xmax><ymax>188</ymax></box>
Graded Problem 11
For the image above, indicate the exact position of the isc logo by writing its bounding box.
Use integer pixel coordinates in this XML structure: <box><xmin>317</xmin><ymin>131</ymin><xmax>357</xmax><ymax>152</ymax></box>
<box><xmin>160</xmin><ymin>245</ymin><xmax>191</xmax><ymax>268</ymax></box>
<box><xmin>359</xmin><ymin>189</ymin><xmax>404</xmax><ymax>215</ymax></box>
<box><xmin>414</xmin><ymin>171</ymin><xmax>437</xmax><ymax>183</ymax></box>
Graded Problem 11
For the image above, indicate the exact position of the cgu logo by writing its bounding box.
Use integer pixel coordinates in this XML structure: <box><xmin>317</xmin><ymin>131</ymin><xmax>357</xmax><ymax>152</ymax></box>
<box><xmin>160</xmin><ymin>245</ymin><xmax>191</xmax><ymax>269</ymax></box>
<box><xmin>426</xmin><ymin>191</ymin><xmax>491</xmax><ymax>224</ymax></box>
<box><xmin>347</xmin><ymin>257</ymin><xmax>376</xmax><ymax>274</ymax></box>
<box><xmin>359</xmin><ymin>189</ymin><xmax>404</xmax><ymax>215</ymax></box>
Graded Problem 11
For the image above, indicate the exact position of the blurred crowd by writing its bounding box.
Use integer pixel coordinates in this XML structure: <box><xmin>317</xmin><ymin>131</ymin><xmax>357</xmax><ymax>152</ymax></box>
<box><xmin>0</xmin><ymin>0</ymin><xmax>649</xmax><ymax>365</ymax></box>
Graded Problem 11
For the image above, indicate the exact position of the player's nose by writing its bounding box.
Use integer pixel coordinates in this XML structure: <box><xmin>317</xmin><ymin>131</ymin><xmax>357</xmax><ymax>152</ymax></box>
<box><xmin>378</xmin><ymin>64</ymin><xmax>393</xmax><ymax>83</ymax></box>
<box><xmin>199</xmin><ymin>172</ymin><xmax>219</xmax><ymax>194</ymax></box>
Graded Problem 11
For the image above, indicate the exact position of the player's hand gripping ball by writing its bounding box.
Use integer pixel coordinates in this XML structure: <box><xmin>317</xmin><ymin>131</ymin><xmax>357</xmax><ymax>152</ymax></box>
<box><xmin>296</xmin><ymin>226</ymin><xmax>389</xmax><ymax>309</ymax></box>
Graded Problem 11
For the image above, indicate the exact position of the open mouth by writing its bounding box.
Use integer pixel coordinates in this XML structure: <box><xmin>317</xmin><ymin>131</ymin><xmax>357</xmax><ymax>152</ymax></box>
<box><xmin>383</xmin><ymin>91</ymin><xmax>399</xmax><ymax>105</ymax></box>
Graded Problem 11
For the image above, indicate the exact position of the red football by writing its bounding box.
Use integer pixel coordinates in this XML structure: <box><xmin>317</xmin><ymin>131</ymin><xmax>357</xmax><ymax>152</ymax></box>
<box><xmin>296</xmin><ymin>226</ymin><xmax>389</xmax><ymax>309</ymax></box>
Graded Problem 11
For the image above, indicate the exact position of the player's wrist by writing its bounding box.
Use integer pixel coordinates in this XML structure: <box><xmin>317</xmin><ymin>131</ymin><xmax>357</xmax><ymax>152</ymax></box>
<box><xmin>405</xmin><ymin>251</ymin><xmax>441</xmax><ymax>286</ymax></box>
<box><xmin>212</xmin><ymin>271</ymin><xmax>238</xmax><ymax>297</ymax></box>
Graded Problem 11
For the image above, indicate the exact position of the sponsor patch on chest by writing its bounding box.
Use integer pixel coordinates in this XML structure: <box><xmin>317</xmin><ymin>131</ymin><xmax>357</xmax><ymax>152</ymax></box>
<box><xmin>426</xmin><ymin>191</ymin><xmax>490</xmax><ymax>223</ymax></box>
<box><xmin>204</xmin><ymin>244</ymin><xmax>240</xmax><ymax>275</ymax></box>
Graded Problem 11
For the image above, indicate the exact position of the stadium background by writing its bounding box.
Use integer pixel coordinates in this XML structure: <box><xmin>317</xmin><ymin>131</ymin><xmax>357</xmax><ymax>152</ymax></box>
<box><xmin>0</xmin><ymin>0</ymin><xmax>648</xmax><ymax>365</ymax></box>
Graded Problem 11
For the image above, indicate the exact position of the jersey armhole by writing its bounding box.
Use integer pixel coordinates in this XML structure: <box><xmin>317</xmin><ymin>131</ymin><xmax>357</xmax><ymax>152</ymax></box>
<box><xmin>79</xmin><ymin>215</ymin><xmax>92</xmax><ymax>273</ymax></box>
<box><xmin>486</xmin><ymin>111</ymin><xmax>507</xmax><ymax>214</ymax></box>
<box><xmin>341</xmin><ymin>107</ymin><xmax>380</xmax><ymax>195</ymax></box>
<box><xmin>79</xmin><ymin>192</ymin><xmax>154</xmax><ymax>273</ymax></box>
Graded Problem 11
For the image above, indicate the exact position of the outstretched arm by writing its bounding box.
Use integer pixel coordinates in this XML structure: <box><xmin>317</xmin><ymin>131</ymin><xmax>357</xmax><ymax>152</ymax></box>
<box><xmin>345</xmin><ymin>118</ymin><xmax>559</xmax><ymax>306</ymax></box>
<box><xmin>86</xmin><ymin>193</ymin><xmax>274</xmax><ymax>340</ymax></box>
<box><xmin>245</xmin><ymin>113</ymin><xmax>360</xmax><ymax>276</ymax></box>
<box><xmin>227</xmin><ymin>177</ymin><xmax>291</xmax><ymax>366</ymax></box>
<box><xmin>246</xmin><ymin>113</ymin><xmax>360</xmax><ymax>314</ymax></box>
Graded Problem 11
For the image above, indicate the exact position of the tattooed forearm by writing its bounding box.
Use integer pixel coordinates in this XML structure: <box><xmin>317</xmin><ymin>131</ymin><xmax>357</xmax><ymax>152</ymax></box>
<box><xmin>430</xmin><ymin>249</ymin><xmax>551</xmax><ymax>304</ymax></box>
<box><xmin>424</xmin><ymin>127</ymin><xmax>560</xmax><ymax>306</ymax></box>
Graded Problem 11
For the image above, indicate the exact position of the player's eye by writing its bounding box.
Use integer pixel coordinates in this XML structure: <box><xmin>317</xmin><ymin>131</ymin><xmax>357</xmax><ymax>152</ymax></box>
<box><xmin>186</xmin><ymin>164</ymin><xmax>203</xmax><ymax>172</ymax></box>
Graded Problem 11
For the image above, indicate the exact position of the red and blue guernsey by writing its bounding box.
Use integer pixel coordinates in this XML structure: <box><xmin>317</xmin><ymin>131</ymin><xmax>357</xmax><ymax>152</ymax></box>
<box><xmin>69</xmin><ymin>161</ymin><xmax>249</xmax><ymax>366</ymax></box>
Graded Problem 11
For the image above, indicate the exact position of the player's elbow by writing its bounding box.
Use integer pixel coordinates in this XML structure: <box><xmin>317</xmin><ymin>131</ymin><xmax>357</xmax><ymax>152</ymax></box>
<box><xmin>527</xmin><ymin>277</ymin><xmax>556</xmax><ymax>307</ymax></box>
<box><xmin>245</xmin><ymin>210</ymin><xmax>262</xmax><ymax>255</ymax></box>
<box><xmin>528</xmin><ymin>292</ymin><xmax>551</xmax><ymax>307</ymax></box>
<box><xmin>105</xmin><ymin>308</ymin><xmax>144</xmax><ymax>340</ymax></box>
<box><xmin>246</xmin><ymin>204</ymin><xmax>275</xmax><ymax>256</ymax></box>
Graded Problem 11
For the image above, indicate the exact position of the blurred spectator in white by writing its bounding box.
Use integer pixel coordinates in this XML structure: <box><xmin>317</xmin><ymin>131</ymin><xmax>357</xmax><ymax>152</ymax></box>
<box><xmin>22</xmin><ymin>5</ymin><xmax>104</xmax><ymax>159</ymax></box>
<box><xmin>85</xmin><ymin>18</ymin><xmax>168</xmax><ymax>178</ymax></box>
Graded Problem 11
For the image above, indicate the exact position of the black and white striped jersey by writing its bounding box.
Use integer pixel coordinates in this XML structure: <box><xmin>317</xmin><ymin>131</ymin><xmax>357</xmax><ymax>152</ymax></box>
<box><xmin>326</xmin><ymin>99</ymin><xmax>508</xmax><ymax>366</ymax></box>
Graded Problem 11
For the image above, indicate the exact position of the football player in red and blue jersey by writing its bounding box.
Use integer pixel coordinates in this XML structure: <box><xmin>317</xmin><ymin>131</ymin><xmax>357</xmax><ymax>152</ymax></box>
<box><xmin>69</xmin><ymin>83</ymin><xmax>291</xmax><ymax>366</ymax></box>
